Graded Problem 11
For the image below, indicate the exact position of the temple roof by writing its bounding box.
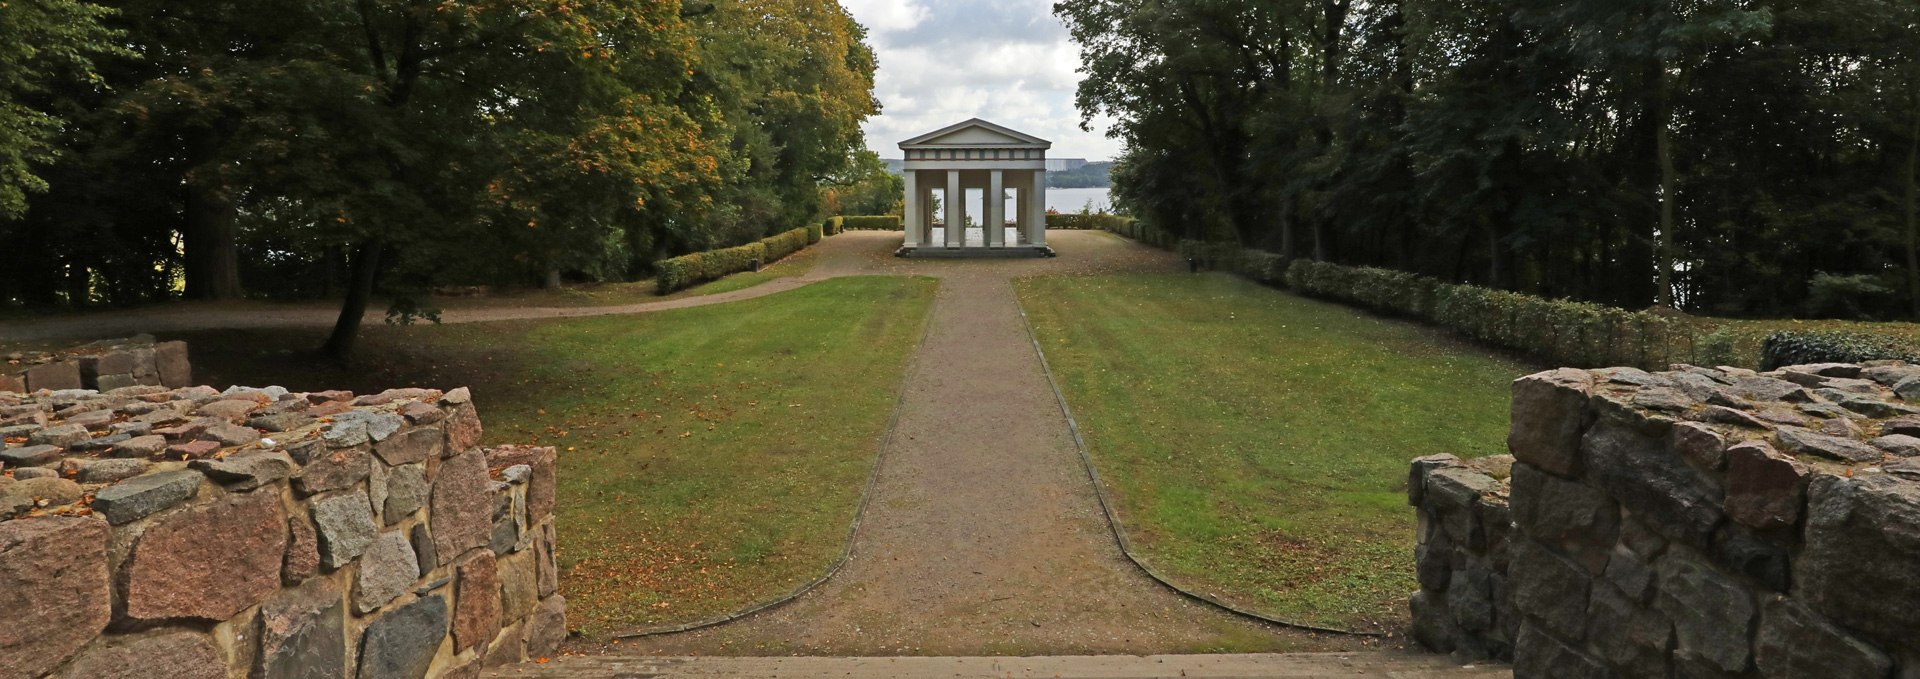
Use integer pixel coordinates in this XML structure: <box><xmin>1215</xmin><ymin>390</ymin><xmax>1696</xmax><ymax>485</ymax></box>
<box><xmin>899</xmin><ymin>118</ymin><xmax>1051</xmax><ymax>150</ymax></box>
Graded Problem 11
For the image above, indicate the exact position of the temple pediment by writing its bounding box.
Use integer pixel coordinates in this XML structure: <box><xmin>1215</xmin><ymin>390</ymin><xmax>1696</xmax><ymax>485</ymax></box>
<box><xmin>899</xmin><ymin>119</ymin><xmax>1051</xmax><ymax>149</ymax></box>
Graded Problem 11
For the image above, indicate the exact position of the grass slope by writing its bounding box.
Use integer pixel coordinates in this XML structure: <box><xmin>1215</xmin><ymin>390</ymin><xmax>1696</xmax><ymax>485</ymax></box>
<box><xmin>1016</xmin><ymin>273</ymin><xmax>1529</xmax><ymax>632</ymax></box>
<box><xmin>179</xmin><ymin>276</ymin><xmax>935</xmax><ymax>636</ymax></box>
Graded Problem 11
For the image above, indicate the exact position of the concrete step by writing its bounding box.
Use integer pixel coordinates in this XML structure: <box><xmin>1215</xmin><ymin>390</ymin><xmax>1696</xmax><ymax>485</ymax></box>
<box><xmin>485</xmin><ymin>652</ymin><xmax>1512</xmax><ymax>678</ymax></box>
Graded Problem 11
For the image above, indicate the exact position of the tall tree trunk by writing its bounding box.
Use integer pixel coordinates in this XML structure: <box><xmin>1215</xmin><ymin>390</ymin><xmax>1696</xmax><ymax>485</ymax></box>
<box><xmin>321</xmin><ymin>240</ymin><xmax>383</xmax><ymax>361</ymax></box>
<box><xmin>181</xmin><ymin>125</ymin><xmax>243</xmax><ymax>301</ymax></box>
<box><xmin>182</xmin><ymin>176</ymin><xmax>243</xmax><ymax>300</ymax></box>
<box><xmin>1278</xmin><ymin>197</ymin><xmax>1296</xmax><ymax>260</ymax></box>
<box><xmin>1905</xmin><ymin>108</ymin><xmax>1918</xmax><ymax>318</ymax></box>
<box><xmin>1319</xmin><ymin>0</ymin><xmax>1350</xmax><ymax>92</ymax></box>
<box><xmin>65</xmin><ymin>263</ymin><xmax>90</xmax><ymax>308</ymax></box>
<box><xmin>544</xmin><ymin>268</ymin><xmax>563</xmax><ymax>289</ymax></box>
<box><xmin>322</xmin><ymin>244</ymin><xmax>344</xmax><ymax>299</ymax></box>
<box><xmin>1654</xmin><ymin>67</ymin><xmax>1679</xmax><ymax>309</ymax></box>
<box><xmin>1488</xmin><ymin>222</ymin><xmax>1505</xmax><ymax>288</ymax></box>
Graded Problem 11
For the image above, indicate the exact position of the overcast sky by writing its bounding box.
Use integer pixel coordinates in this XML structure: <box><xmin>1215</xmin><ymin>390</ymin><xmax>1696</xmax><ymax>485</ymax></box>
<box><xmin>840</xmin><ymin>0</ymin><xmax>1121</xmax><ymax>161</ymax></box>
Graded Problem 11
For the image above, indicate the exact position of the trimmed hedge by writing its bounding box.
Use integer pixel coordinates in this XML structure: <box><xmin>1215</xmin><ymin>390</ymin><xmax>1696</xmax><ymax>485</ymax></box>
<box><xmin>1284</xmin><ymin>259</ymin><xmax>1696</xmax><ymax>369</ymax></box>
<box><xmin>1046</xmin><ymin>213</ymin><xmax>1132</xmax><ymax>231</ymax></box>
<box><xmin>1178</xmin><ymin>240</ymin><xmax>1287</xmax><ymax>285</ymax></box>
<box><xmin>821</xmin><ymin>216</ymin><xmax>845</xmax><ymax>236</ymax></box>
<box><xmin>1161</xmin><ymin>245</ymin><xmax>1920</xmax><ymax>371</ymax></box>
<box><xmin>1760</xmin><ymin>331</ymin><xmax>1920</xmax><ymax>370</ymax></box>
<box><xmin>1076</xmin><ymin>214</ymin><xmax>1177</xmax><ymax>249</ymax></box>
<box><xmin>1285</xmin><ymin>259</ymin><xmax>1438</xmax><ymax>318</ymax></box>
<box><xmin>1238</xmin><ymin>250</ymin><xmax>1289</xmax><ymax>285</ymax></box>
<box><xmin>760</xmin><ymin>227</ymin><xmax>809</xmax><ymax>264</ymax></box>
<box><xmin>654</xmin><ymin>226</ymin><xmax>813</xmax><ymax>295</ymax></box>
<box><xmin>841</xmin><ymin>215</ymin><xmax>901</xmax><ymax>230</ymax></box>
<box><xmin>806</xmin><ymin>220</ymin><xmax>824</xmax><ymax>245</ymax></box>
<box><xmin>656</xmin><ymin>242</ymin><xmax>766</xmax><ymax>294</ymax></box>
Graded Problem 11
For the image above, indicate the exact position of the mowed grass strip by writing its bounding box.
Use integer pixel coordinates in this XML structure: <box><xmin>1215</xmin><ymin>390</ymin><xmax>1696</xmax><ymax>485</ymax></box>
<box><xmin>1015</xmin><ymin>273</ymin><xmax>1529</xmax><ymax>632</ymax></box>
<box><xmin>509</xmin><ymin>276</ymin><xmax>934</xmax><ymax>635</ymax></box>
<box><xmin>180</xmin><ymin>276</ymin><xmax>936</xmax><ymax>636</ymax></box>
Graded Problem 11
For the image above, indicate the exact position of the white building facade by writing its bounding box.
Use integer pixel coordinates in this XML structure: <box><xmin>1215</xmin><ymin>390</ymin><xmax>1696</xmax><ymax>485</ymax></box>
<box><xmin>896</xmin><ymin>119</ymin><xmax>1054</xmax><ymax>257</ymax></box>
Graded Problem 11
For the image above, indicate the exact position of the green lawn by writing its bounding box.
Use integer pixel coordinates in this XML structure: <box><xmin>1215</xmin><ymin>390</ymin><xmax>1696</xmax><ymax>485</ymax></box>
<box><xmin>1016</xmin><ymin>273</ymin><xmax>1530</xmax><ymax>633</ymax></box>
<box><xmin>178</xmin><ymin>275</ymin><xmax>935</xmax><ymax>636</ymax></box>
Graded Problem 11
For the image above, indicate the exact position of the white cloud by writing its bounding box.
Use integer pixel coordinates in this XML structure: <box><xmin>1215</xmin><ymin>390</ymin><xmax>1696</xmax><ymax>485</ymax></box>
<box><xmin>843</xmin><ymin>0</ymin><xmax>1120</xmax><ymax>161</ymax></box>
<box><xmin>841</xmin><ymin>0</ymin><xmax>929</xmax><ymax>35</ymax></box>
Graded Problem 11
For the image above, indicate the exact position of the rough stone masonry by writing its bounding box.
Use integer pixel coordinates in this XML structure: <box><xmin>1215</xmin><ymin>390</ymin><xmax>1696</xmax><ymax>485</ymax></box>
<box><xmin>1</xmin><ymin>335</ymin><xmax>191</xmax><ymax>394</ymax></box>
<box><xmin>1411</xmin><ymin>361</ymin><xmax>1920</xmax><ymax>678</ymax></box>
<box><xmin>0</xmin><ymin>381</ymin><xmax>562</xmax><ymax>679</ymax></box>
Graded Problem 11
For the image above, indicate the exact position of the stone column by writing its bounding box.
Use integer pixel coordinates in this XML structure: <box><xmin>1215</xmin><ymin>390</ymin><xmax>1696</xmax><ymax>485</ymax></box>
<box><xmin>1028</xmin><ymin>170</ymin><xmax>1048</xmax><ymax>246</ymax></box>
<box><xmin>988</xmin><ymin>170</ymin><xmax>1006</xmax><ymax>247</ymax></box>
<box><xmin>923</xmin><ymin>183</ymin><xmax>936</xmax><ymax>244</ymax></box>
<box><xmin>945</xmin><ymin>169</ymin><xmax>963</xmax><ymax>248</ymax></box>
<box><xmin>902</xmin><ymin>170</ymin><xmax>920</xmax><ymax>248</ymax></box>
<box><xmin>1014</xmin><ymin>184</ymin><xmax>1029</xmax><ymax>245</ymax></box>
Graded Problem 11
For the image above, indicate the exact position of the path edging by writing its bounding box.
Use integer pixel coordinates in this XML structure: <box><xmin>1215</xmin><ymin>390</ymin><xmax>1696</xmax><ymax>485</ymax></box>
<box><xmin>610</xmin><ymin>276</ymin><xmax>939</xmax><ymax>638</ymax></box>
<box><xmin>1011</xmin><ymin>286</ymin><xmax>1386</xmax><ymax>638</ymax></box>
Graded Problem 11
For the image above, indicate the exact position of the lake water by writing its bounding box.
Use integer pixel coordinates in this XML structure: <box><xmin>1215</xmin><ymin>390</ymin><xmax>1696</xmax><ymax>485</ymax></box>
<box><xmin>955</xmin><ymin>187</ymin><xmax>1115</xmax><ymax>220</ymax></box>
<box><xmin>1047</xmin><ymin>187</ymin><xmax>1113</xmax><ymax>213</ymax></box>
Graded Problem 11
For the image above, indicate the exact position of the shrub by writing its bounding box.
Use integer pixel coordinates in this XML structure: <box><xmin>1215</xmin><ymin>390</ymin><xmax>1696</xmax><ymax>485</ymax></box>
<box><xmin>1177</xmin><ymin>240</ymin><xmax>1242</xmax><ymax>271</ymax></box>
<box><xmin>1175</xmin><ymin>241</ymin><xmax>1286</xmax><ymax>284</ymax></box>
<box><xmin>841</xmin><ymin>215</ymin><xmax>901</xmax><ymax>230</ymax></box>
<box><xmin>1285</xmin><ymin>260</ymin><xmax>1439</xmax><ymax>319</ymax></box>
<box><xmin>1282</xmin><ymin>258</ymin><xmax>1701</xmax><ymax>368</ymax></box>
<box><xmin>1236</xmin><ymin>250</ymin><xmax>1289</xmax><ymax>285</ymax></box>
<box><xmin>655</xmin><ymin>242</ymin><xmax>766</xmax><ymax>294</ymax></box>
<box><xmin>1086</xmin><ymin>215</ymin><xmax>1176</xmax><ymax>249</ymax></box>
<box><xmin>1760</xmin><ymin>330</ymin><xmax>1920</xmax><ymax>370</ymax></box>
<box><xmin>821</xmin><ymin>216</ymin><xmax>845</xmax><ymax>236</ymax></box>
<box><xmin>806</xmin><ymin>220</ymin><xmax>824</xmax><ymax>245</ymax></box>
<box><xmin>1429</xmin><ymin>283</ymin><xmax>1694</xmax><ymax>368</ymax></box>
<box><xmin>1692</xmin><ymin>328</ymin><xmax>1739</xmax><ymax>367</ymax></box>
<box><xmin>760</xmin><ymin>227</ymin><xmax>809</xmax><ymax>263</ymax></box>
<box><xmin>1805</xmin><ymin>272</ymin><xmax>1895</xmax><ymax>320</ymax></box>
<box><xmin>1047</xmin><ymin>213</ymin><xmax>1132</xmax><ymax>231</ymax></box>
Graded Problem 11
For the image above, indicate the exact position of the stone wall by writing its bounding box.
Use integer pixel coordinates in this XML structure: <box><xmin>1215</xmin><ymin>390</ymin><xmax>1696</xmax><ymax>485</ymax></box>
<box><xmin>0</xmin><ymin>384</ymin><xmax>562</xmax><ymax>679</ymax></box>
<box><xmin>1407</xmin><ymin>453</ymin><xmax>1515</xmax><ymax>662</ymax></box>
<box><xmin>2</xmin><ymin>335</ymin><xmax>191</xmax><ymax>394</ymax></box>
<box><xmin>1426</xmin><ymin>361</ymin><xmax>1920</xmax><ymax>678</ymax></box>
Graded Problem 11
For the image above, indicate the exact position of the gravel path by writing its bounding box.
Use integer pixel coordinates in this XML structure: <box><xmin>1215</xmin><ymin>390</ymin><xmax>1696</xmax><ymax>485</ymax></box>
<box><xmin>583</xmin><ymin>233</ymin><xmax>1378</xmax><ymax>656</ymax></box>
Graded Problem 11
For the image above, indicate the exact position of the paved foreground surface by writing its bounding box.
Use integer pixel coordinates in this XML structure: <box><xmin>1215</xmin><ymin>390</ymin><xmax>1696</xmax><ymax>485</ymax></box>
<box><xmin>489</xmin><ymin>653</ymin><xmax>1510</xmax><ymax>678</ymax></box>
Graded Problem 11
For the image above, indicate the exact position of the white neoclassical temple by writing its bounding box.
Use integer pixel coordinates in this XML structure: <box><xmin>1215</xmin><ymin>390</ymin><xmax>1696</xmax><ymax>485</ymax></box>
<box><xmin>896</xmin><ymin>119</ymin><xmax>1055</xmax><ymax>258</ymax></box>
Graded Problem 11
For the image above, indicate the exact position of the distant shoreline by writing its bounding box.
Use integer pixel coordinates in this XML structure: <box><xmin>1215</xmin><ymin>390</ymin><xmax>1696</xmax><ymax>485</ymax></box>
<box><xmin>881</xmin><ymin>159</ymin><xmax>1113</xmax><ymax>189</ymax></box>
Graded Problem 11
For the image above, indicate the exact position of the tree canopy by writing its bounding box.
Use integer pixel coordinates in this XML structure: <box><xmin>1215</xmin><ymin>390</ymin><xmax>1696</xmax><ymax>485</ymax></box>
<box><xmin>1058</xmin><ymin>0</ymin><xmax>1920</xmax><ymax>320</ymax></box>
<box><xmin>0</xmin><ymin>0</ymin><xmax>125</xmax><ymax>218</ymax></box>
<box><xmin>0</xmin><ymin>0</ymin><xmax>879</xmax><ymax>356</ymax></box>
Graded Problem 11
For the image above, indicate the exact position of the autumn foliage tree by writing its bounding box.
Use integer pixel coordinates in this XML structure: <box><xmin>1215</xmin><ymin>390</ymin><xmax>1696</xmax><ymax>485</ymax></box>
<box><xmin>0</xmin><ymin>0</ymin><xmax>124</xmax><ymax>220</ymax></box>
<box><xmin>0</xmin><ymin>0</ymin><xmax>879</xmax><ymax>359</ymax></box>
